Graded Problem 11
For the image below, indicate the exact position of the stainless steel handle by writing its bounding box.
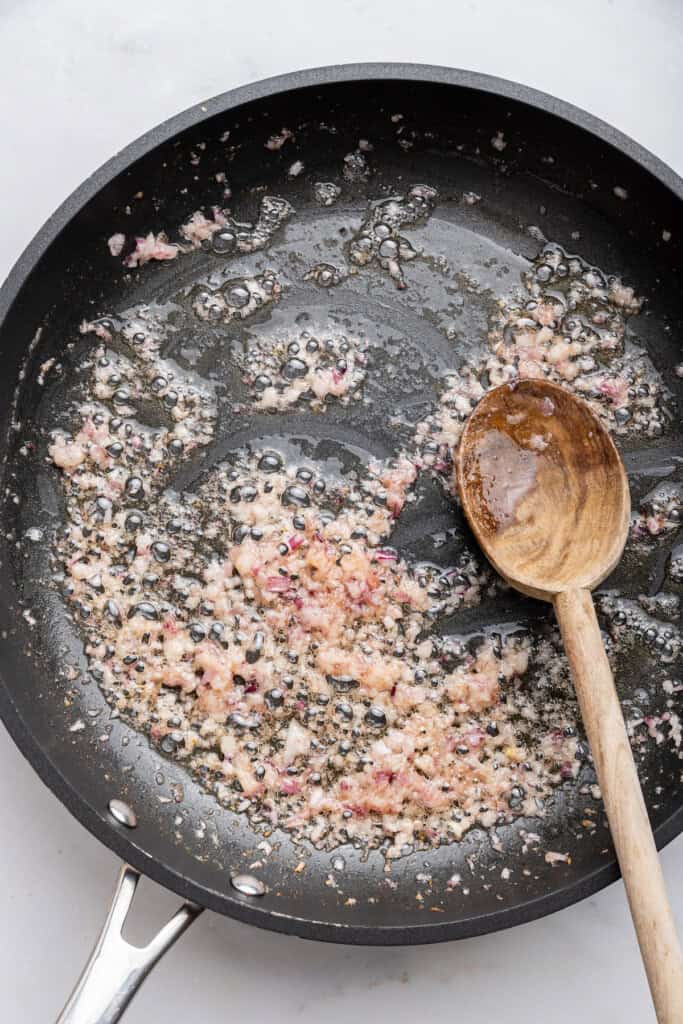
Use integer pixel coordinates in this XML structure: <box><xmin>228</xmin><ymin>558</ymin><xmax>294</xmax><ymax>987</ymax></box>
<box><xmin>56</xmin><ymin>864</ymin><xmax>202</xmax><ymax>1024</ymax></box>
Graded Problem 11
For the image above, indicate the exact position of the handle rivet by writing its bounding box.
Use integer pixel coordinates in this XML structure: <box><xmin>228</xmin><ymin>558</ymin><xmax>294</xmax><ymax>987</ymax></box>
<box><xmin>230</xmin><ymin>873</ymin><xmax>265</xmax><ymax>897</ymax></box>
<box><xmin>108</xmin><ymin>799</ymin><xmax>138</xmax><ymax>828</ymax></box>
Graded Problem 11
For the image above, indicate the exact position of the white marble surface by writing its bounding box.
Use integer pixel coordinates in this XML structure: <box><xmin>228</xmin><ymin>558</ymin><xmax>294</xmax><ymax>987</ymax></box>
<box><xmin>0</xmin><ymin>1</ymin><xmax>681</xmax><ymax>1021</ymax></box>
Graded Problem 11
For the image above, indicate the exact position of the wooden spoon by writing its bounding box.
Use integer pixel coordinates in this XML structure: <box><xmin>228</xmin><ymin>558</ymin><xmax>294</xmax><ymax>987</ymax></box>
<box><xmin>456</xmin><ymin>378</ymin><xmax>683</xmax><ymax>1023</ymax></box>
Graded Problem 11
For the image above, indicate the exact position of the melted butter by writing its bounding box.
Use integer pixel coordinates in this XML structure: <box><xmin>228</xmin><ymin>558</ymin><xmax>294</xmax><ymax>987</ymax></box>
<box><xmin>471</xmin><ymin>429</ymin><xmax>541</xmax><ymax>530</ymax></box>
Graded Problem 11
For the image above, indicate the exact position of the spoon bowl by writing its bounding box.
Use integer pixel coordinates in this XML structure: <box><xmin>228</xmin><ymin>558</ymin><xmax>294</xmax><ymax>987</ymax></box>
<box><xmin>456</xmin><ymin>379</ymin><xmax>631</xmax><ymax>600</ymax></box>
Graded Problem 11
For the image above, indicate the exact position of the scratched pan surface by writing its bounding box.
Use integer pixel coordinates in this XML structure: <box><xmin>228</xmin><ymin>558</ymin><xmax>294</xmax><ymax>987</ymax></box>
<box><xmin>0</xmin><ymin>65</ymin><xmax>681</xmax><ymax>944</ymax></box>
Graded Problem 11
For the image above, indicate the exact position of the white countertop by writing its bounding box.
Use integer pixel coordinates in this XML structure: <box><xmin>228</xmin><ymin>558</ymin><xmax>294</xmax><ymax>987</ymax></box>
<box><xmin>1</xmin><ymin>2</ymin><xmax>681</xmax><ymax>1021</ymax></box>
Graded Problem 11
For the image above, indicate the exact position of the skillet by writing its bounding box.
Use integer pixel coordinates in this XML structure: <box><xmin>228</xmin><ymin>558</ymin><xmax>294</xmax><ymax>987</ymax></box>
<box><xmin>0</xmin><ymin>64</ymin><xmax>680</xmax><ymax>1020</ymax></box>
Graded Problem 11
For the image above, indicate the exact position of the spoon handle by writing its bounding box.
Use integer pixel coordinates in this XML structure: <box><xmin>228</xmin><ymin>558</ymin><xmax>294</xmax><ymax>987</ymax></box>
<box><xmin>554</xmin><ymin>588</ymin><xmax>683</xmax><ymax>1024</ymax></box>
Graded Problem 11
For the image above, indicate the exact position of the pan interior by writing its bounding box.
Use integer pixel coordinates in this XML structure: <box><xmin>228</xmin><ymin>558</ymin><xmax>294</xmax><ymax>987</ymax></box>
<box><xmin>0</xmin><ymin>74</ymin><xmax>681</xmax><ymax>942</ymax></box>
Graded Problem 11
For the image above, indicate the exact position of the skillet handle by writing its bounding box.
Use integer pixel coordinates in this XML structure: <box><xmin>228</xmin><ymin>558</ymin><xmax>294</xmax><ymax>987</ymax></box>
<box><xmin>56</xmin><ymin>864</ymin><xmax>202</xmax><ymax>1024</ymax></box>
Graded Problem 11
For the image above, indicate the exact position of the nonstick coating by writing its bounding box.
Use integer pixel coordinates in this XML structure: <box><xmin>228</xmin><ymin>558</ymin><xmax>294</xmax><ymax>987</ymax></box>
<box><xmin>0</xmin><ymin>64</ymin><xmax>681</xmax><ymax>944</ymax></box>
